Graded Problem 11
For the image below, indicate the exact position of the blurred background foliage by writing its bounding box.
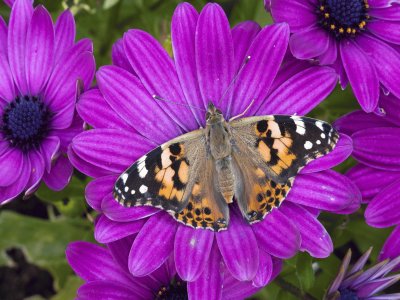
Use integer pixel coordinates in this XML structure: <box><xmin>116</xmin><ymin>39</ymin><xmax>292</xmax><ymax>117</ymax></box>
<box><xmin>0</xmin><ymin>0</ymin><xmax>393</xmax><ymax>299</ymax></box>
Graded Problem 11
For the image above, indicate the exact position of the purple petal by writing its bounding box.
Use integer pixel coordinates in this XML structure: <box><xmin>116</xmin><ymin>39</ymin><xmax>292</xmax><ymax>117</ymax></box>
<box><xmin>26</xmin><ymin>5</ymin><xmax>54</xmax><ymax>96</ymax></box>
<box><xmin>379</xmin><ymin>93</ymin><xmax>400</xmax><ymax>127</ymax></box>
<box><xmin>107</xmin><ymin>235</ymin><xmax>135</xmax><ymax>274</ymax></box>
<box><xmin>3</xmin><ymin>0</ymin><xmax>14</xmax><ymax>7</ymax></box>
<box><xmin>95</xmin><ymin>214</ymin><xmax>145</xmax><ymax>244</ymax></box>
<box><xmin>261</xmin><ymin>66</ymin><xmax>337</xmax><ymax>115</ymax></box>
<box><xmin>352</xmin><ymin>127</ymin><xmax>400</xmax><ymax>171</ymax></box>
<box><xmin>334</xmin><ymin>110</ymin><xmax>393</xmax><ymax>136</ymax></box>
<box><xmin>0</xmin><ymin>148</ymin><xmax>24</xmax><ymax>186</ymax></box>
<box><xmin>195</xmin><ymin>3</ymin><xmax>235</xmax><ymax>116</ymax></box>
<box><xmin>287</xmin><ymin>170</ymin><xmax>361</xmax><ymax>212</ymax></box>
<box><xmin>77</xmin><ymin>89</ymin><xmax>130</xmax><ymax>130</ymax></box>
<box><xmin>39</xmin><ymin>136</ymin><xmax>60</xmax><ymax>173</ymax></box>
<box><xmin>328</xmin><ymin>249</ymin><xmax>352</xmax><ymax>294</ymax></box>
<box><xmin>253</xmin><ymin>208</ymin><xmax>301</xmax><ymax>258</ymax></box>
<box><xmin>66</xmin><ymin>241</ymin><xmax>133</xmax><ymax>285</ymax></box>
<box><xmin>68</xmin><ymin>146</ymin><xmax>110</xmax><ymax>178</ymax></box>
<box><xmin>368</xmin><ymin>19</ymin><xmax>400</xmax><ymax>44</ymax></box>
<box><xmin>280</xmin><ymin>202</ymin><xmax>333</xmax><ymax>258</ymax></box>
<box><xmin>123</xmin><ymin>29</ymin><xmax>197</xmax><ymax>131</ymax></box>
<box><xmin>101</xmin><ymin>193</ymin><xmax>159</xmax><ymax>222</ymax></box>
<box><xmin>111</xmin><ymin>38</ymin><xmax>133</xmax><ymax>73</ymax></box>
<box><xmin>231</xmin><ymin>21</ymin><xmax>261</xmax><ymax>72</ymax></box>
<box><xmin>318</xmin><ymin>35</ymin><xmax>338</xmax><ymax>65</ymax></box>
<box><xmin>174</xmin><ymin>224</ymin><xmax>214</xmax><ymax>281</ymax></box>
<box><xmin>252</xmin><ymin>251</ymin><xmax>273</xmax><ymax>287</ymax></box>
<box><xmin>356</xmin><ymin>34</ymin><xmax>400</xmax><ymax>99</ymax></box>
<box><xmin>270</xmin><ymin>0</ymin><xmax>317</xmax><ymax>32</ymax></box>
<box><xmin>0</xmin><ymin>18</ymin><xmax>16</xmax><ymax>102</ymax></box>
<box><xmin>290</xmin><ymin>26</ymin><xmax>330</xmax><ymax>59</ymax></box>
<box><xmin>71</xmin><ymin>129</ymin><xmax>155</xmax><ymax>174</ymax></box>
<box><xmin>380</xmin><ymin>226</ymin><xmax>400</xmax><ymax>263</ymax></box>
<box><xmin>25</xmin><ymin>149</ymin><xmax>44</xmax><ymax>195</ymax></box>
<box><xmin>53</xmin><ymin>113</ymin><xmax>84</xmax><ymax>153</ymax></box>
<box><xmin>86</xmin><ymin>175</ymin><xmax>118</xmax><ymax>211</ymax></box>
<box><xmin>346</xmin><ymin>164</ymin><xmax>400</xmax><ymax>203</ymax></box>
<box><xmin>128</xmin><ymin>213</ymin><xmax>177</xmax><ymax>276</ymax></box>
<box><xmin>171</xmin><ymin>2</ymin><xmax>203</xmax><ymax>125</ymax></box>
<box><xmin>356</xmin><ymin>276</ymin><xmax>400</xmax><ymax>298</ymax></box>
<box><xmin>301</xmin><ymin>134</ymin><xmax>352</xmax><ymax>174</ymax></box>
<box><xmin>78</xmin><ymin>281</ymin><xmax>149</xmax><ymax>300</ymax></box>
<box><xmin>187</xmin><ymin>242</ymin><xmax>223</xmax><ymax>300</ymax></box>
<box><xmin>231</xmin><ymin>23</ymin><xmax>290</xmax><ymax>117</ymax></box>
<box><xmin>365</xmin><ymin>178</ymin><xmax>400</xmax><ymax>227</ymax></box>
<box><xmin>369</xmin><ymin>5</ymin><xmax>400</xmax><ymax>20</ymax></box>
<box><xmin>54</xmin><ymin>10</ymin><xmax>75</xmax><ymax>62</ymax></box>
<box><xmin>340</xmin><ymin>40</ymin><xmax>379</xmax><ymax>112</ymax></box>
<box><xmin>0</xmin><ymin>155</ymin><xmax>30</xmax><ymax>204</ymax></box>
<box><xmin>223</xmin><ymin>276</ymin><xmax>262</xmax><ymax>300</ymax></box>
<box><xmin>96</xmin><ymin>66</ymin><xmax>180</xmax><ymax>143</ymax></box>
<box><xmin>8</xmin><ymin>0</ymin><xmax>33</xmax><ymax>94</ymax></box>
<box><xmin>42</xmin><ymin>155</ymin><xmax>73</xmax><ymax>191</ymax></box>
<box><xmin>216</xmin><ymin>209</ymin><xmax>259</xmax><ymax>281</ymax></box>
<box><xmin>369</xmin><ymin>0</ymin><xmax>396</xmax><ymax>7</ymax></box>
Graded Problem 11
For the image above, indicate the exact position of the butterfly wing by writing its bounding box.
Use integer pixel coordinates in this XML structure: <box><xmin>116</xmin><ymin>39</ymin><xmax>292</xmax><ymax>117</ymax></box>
<box><xmin>230</xmin><ymin>115</ymin><xmax>338</xmax><ymax>223</ymax></box>
<box><xmin>114</xmin><ymin>129</ymin><xmax>229</xmax><ymax>231</ymax></box>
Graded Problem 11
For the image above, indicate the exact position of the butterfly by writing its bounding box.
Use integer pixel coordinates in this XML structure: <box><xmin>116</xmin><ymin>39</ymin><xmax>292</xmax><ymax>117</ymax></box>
<box><xmin>114</xmin><ymin>102</ymin><xmax>339</xmax><ymax>232</ymax></box>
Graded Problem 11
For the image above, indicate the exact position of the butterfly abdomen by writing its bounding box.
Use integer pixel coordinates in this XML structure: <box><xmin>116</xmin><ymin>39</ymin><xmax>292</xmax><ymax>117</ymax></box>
<box><xmin>215</xmin><ymin>156</ymin><xmax>235</xmax><ymax>204</ymax></box>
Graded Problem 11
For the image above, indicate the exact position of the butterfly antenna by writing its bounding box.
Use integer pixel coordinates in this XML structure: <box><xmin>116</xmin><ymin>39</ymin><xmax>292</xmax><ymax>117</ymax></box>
<box><xmin>217</xmin><ymin>55</ymin><xmax>251</xmax><ymax>107</ymax></box>
<box><xmin>152</xmin><ymin>95</ymin><xmax>206</xmax><ymax>112</ymax></box>
<box><xmin>229</xmin><ymin>99</ymin><xmax>255</xmax><ymax>121</ymax></box>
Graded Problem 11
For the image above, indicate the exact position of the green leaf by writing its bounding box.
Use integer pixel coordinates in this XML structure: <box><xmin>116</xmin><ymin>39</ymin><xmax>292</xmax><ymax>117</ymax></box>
<box><xmin>103</xmin><ymin>0</ymin><xmax>120</xmax><ymax>10</ymax></box>
<box><xmin>52</xmin><ymin>276</ymin><xmax>83</xmax><ymax>300</ymax></box>
<box><xmin>296</xmin><ymin>253</ymin><xmax>315</xmax><ymax>292</ymax></box>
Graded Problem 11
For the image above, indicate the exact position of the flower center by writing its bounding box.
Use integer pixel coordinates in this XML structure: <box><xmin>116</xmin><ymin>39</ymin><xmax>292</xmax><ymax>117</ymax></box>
<box><xmin>2</xmin><ymin>96</ymin><xmax>51</xmax><ymax>152</ymax></box>
<box><xmin>155</xmin><ymin>280</ymin><xmax>188</xmax><ymax>300</ymax></box>
<box><xmin>339</xmin><ymin>288</ymin><xmax>359</xmax><ymax>300</ymax></box>
<box><xmin>317</xmin><ymin>0</ymin><xmax>369</xmax><ymax>39</ymax></box>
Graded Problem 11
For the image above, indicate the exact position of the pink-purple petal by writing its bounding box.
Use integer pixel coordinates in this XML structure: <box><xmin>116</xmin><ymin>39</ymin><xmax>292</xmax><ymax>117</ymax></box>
<box><xmin>0</xmin><ymin>43</ymin><xmax>16</xmax><ymax>102</ymax></box>
<box><xmin>216</xmin><ymin>209</ymin><xmax>259</xmax><ymax>281</ymax></box>
<box><xmin>174</xmin><ymin>224</ymin><xmax>214</xmax><ymax>282</ymax></box>
<box><xmin>0</xmin><ymin>155</ymin><xmax>30</xmax><ymax>204</ymax></box>
<box><xmin>111</xmin><ymin>38</ymin><xmax>133</xmax><ymax>73</ymax></box>
<box><xmin>231</xmin><ymin>23</ymin><xmax>289</xmax><ymax>117</ymax></box>
<box><xmin>68</xmin><ymin>146</ymin><xmax>111</xmax><ymax>178</ymax></box>
<box><xmin>42</xmin><ymin>155</ymin><xmax>73</xmax><ymax>191</ymax></box>
<box><xmin>253</xmin><ymin>208</ymin><xmax>301</xmax><ymax>258</ymax></box>
<box><xmin>85</xmin><ymin>175</ymin><xmax>118</xmax><ymax>211</ymax></box>
<box><xmin>40</xmin><ymin>136</ymin><xmax>60</xmax><ymax>173</ymax></box>
<box><xmin>128</xmin><ymin>213</ymin><xmax>177</xmax><ymax>276</ymax></box>
<box><xmin>77</xmin><ymin>281</ymin><xmax>148</xmax><ymax>300</ymax></box>
<box><xmin>195</xmin><ymin>3</ymin><xmax>235</xmax><ymax>116</ymax></box>
<box><xmin>370</xmin><ymin>5</ymin><xmax>400</xmax><ymax>20</ymax></box>
<box><xmin>96</xmin><ymin>65</ymin><xmax>180</xmax><ymax>143</ymax></box>
<box><xmin>368</xmin><ymin>19</ymin><xmax>400</xmax><ymax>44</ymax></box>
<box><xmin>25</xmin><ymin>149</ymin><xmax>44</xmax><ymax>195</ymax></box>
<box><xmin>340</xmin><ymin>40</ymin><xmax>379</xmax><ymax>112</ymax></box>
<box><xmin>365</xmin><ymin>179</ymin><xmax>400</xmax><ymax>227</ymax></box>
<box><xmin>123</xmin><ymin>29</ymin><xmax>197</xmax><ymax>131</ymax></box>
<box><xmin>54</xmin><ymin>10</ymin><xmax>75</xmax><ymax>62</ymax></box>
<box><xmin>287</xmin><ymin>170</ymin><xmax>361</xmax><ymax>212</ymax></box>
<box><xmin>94</xmin><ymin>214</ymin><xmax>146</xmax><ymax>244</ymax></box>
<box><xmin>352</xmin><ymin>127</ymin><xmax>400</xmax><ymax>171</ymax></box>
<box><xmin>26</xmin><ymin>5</ymin><xmax>54</xmax><ymax>96</ymax></box>
<box><xmin>8</xmin><ymin>0</ymin><xmax>33</xmax><ymax>95</ymax></box>
<box><xmin>380</xmin><ymin>226</ymin><xmax>400</xmax><ymax>263</ymax></box>
<box><xmin>252</xmin><ymin>251</ymin><xmax>273</xmax><ymax>287</ymax></box>
<box><xmin>318</xmin><ymin>35</ymin><xmax>338</xmax><ymax>65</ymax></box>
<box><xmin>0</xmin><ymin>147</ymin><xmax>24</xmax><ymax>186</ymax></box>
<box><xmin>290</xmin><ymin>26</ymin><xmax>330</xmax><ymax>60</ymax></box>
<box><xmin>171</xmin><ymin>2</ymin><xmax>203</xmax><ymax>125</ymax></box>
<box><xmin>301</xmin><ymin>134</ymin><xmax>352</xmax><ymax>174</ymax></box>
<box><xmin>369</xmin><ymin>0</ymin><xmax>396</xmax><ymax>7</ymax></box>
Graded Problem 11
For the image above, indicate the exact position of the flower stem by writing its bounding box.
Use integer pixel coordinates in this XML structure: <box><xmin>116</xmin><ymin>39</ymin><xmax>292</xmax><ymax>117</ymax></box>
<box><xmin>275</xmin><ymin>276</ymin><xmax>318</xmax><ymax>300</ymax></box>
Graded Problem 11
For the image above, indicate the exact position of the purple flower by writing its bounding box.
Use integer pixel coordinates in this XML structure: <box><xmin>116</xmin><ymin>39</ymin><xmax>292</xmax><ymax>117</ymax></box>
<box><xmin>69</xmin><ymin>2</ymin><xmax>360</xmax><ymax>294</ymax></box>
<box><xmin>66</xmin><ymin>241</ymin><xmax>274</xmax><ymax>299</ymax></box>
<box><xmin>325</xmin><ymin>247</ymin><xmax>400</xmax><ymax>300</ymax></box>
<box><xmin>335</xmin><ymin>92</ymin><xmax>400</xmax><ymax>266</ymax></box>
<box><xmin>269</xmin><ymin>0</ymin><xmax>400</xmax><ymax>113</ymax></box>
<box><xmin>0</xmin><ymin>0</ymin><xmax>95</xmax><ymax>203</ymax></box>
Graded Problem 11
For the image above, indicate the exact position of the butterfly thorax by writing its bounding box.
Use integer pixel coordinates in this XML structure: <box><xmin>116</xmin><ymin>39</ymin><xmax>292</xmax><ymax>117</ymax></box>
<box><xmin>205</xmin><ymin>102</ymin><xmax>235</xmax><ymax>204</ymax></box>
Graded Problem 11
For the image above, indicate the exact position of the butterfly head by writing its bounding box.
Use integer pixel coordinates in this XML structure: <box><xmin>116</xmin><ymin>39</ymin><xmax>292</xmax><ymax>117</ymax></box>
<box><xmin>206</xmin><ymin>102</ymin><xmax>224</xmax><ymax>125</ymax></box>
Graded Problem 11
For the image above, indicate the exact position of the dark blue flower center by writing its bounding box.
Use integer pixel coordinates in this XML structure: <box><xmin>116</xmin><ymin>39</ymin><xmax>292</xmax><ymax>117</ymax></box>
<box><xmin>2</xmin><ymin>96</ymin><xmax>51</xmax><ymax>152</ymax></box>
<box><xmin>155</xmin><ymin>280</ymin><xmax>188</xmax><ymax>300</ymax></box>
<box><xmin>339</xmin><ymin>288</ymin><xmax>359</xmax><ymax>300</ymax></box>
<box><xmin>317</xmin><ymin>0</ymin><xmax>369</xmax><ymax>39</ymax></box>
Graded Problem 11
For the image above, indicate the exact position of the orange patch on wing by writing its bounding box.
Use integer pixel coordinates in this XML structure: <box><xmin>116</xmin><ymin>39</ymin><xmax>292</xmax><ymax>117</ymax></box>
<box><xmin>258</xmin><ymin>140</ymin><xmax>271</xmax><ymax>162</ymax></box>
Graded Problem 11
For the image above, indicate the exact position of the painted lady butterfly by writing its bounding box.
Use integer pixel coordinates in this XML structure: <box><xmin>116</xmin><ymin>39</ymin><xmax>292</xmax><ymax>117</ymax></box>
<box><xmin>114</xmin><ymin>102</ymin><xmax>338</xmax><ymax>231</ymax></box>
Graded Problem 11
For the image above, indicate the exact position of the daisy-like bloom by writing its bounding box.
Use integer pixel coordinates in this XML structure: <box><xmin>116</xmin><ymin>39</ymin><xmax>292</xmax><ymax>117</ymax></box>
<box><xmin>0</xmin><ymin>0</ymin><xmax>95</xmax><ymax>203</ymax></box>
<box><xmin>69</xmin><ymin>2</ymin><xmax>360</xmax><ymax>294</ymax></box>
<box><xmin>335</xmin><ymin>93</ymin><xmax>400</xmax><ymax>266</ymax></box>
<box><xmin>66</xmin><ymin>241</ymin><xmax>279</xmax><ymax>299</ymax></box>
<box><xmin>325</xmin><ymin>247</ymin><xmax>400</xmax><ymax>300</ymax></box>
<box><xmin>269</xmin><ymin>0</ymin><xmax>400</xmax><ymax>113</ymax></box>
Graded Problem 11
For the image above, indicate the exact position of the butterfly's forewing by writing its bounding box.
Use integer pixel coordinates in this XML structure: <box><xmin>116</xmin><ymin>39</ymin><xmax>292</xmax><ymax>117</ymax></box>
<box><xmin>114</xmin><ymin>129</ymin><xmax>229</xmax><ymax>231</ymax></box>
<box><xmin>230</xmin><ymin>115</ymin><xmax>339</xmax><ymax>222</ymax></box>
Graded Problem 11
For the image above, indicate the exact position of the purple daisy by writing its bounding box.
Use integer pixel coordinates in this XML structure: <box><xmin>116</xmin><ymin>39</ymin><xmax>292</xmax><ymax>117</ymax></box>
<box><xmin>269</xmin><ymin>0</ymin><xmax>400</xmax><ymax>113</ymax></box>
<box><xmin>325</xmin><ymin>247</ymin><xmax>400</xmax><ymax>299</ymax></box>
<box><xmin>66</xmin><ymin>240</ymin><xmax>279</xmax><ymax>299</ymax></box>
<box><xmin>69</xmin><ymin>2</ymin><xmax>360</xmax><ymax>293</ymax></box>
<box><xmin>0</xmin><ymin>0</ymin><xmax>95</xmax><ymax>203</ymax></box>
<box><xmin>335</xmin><ymin>92</ymin><xmax>400</xmax><ymax>267</ymax></box>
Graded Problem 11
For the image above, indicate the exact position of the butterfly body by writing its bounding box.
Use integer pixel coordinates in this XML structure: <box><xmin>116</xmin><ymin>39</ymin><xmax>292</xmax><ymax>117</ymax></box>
<box><xmin>114</xmin><ymin>102</ymin><xmax>339</xmax><ymax>232</ymax></box>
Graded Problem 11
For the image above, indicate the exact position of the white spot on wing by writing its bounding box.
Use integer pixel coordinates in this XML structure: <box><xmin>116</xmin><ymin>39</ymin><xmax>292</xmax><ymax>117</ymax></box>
<box><xmin>121</xmin><ymin>173</ymin><xmax>128</xmax><ymax>184</ymax></box>
<box><xmin>316</xmin><ymin>140</ymin><xmax>321</xmax><ymax>145</ymax></box>
<box><xmin>124</xmin><ymin>187</ymin><xmax>129</xmax><ymax>192</ymax></box>
<box><xmin>315</xmin><ymin>121</ymin><xmax>324</xmax><ymax>131</ymax></box>
<box><xmin>291</xmin><ymin>116</ymin><xmax>305</xmax><ymax>135</ymax></box>
<box><xmin>304</xmin><ymin>141</ymin><xmax>313</xmax><ymax>150</ymax></box>
<box><xmin>131</xmin><ymin>190</ymin><xmax>135</xmax><ymax>195</ymax></box>
<box><xmin>139</xmin><ymin>185</ymin><xmax>148</xmax><ymax>194</ymax></box>
<box><xmin>321</xmin><ymin>133</ymin><xmax>326</xmax><ymax>139</ymax></box>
